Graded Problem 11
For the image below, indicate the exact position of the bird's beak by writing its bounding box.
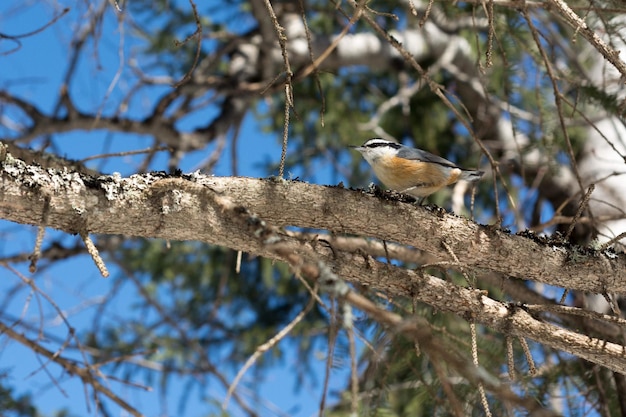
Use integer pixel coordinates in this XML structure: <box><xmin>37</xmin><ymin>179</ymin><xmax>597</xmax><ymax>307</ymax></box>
<box><xmin>349</xmin><ymin>145</ymin><xmax>363</xmax><ymax>152</ymax></box>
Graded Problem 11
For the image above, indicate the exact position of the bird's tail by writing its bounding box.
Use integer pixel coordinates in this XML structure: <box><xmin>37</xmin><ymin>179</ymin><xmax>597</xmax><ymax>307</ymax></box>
<box><xmin>460</xmin><ymin>169</ymin><xmax>484</xmax><ymax>182</ymax></box>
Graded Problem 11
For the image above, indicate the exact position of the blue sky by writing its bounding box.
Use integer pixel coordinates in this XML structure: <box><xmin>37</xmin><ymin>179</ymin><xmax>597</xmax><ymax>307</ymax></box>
<box><xmin>0</xmin><ymin>2</ymin><xmax>354</xmax><ymax>416</ymax></box>
<box><xmin>0</xmin><ymin>1</ymin><xmax>578</xmax><ymax>416</ymax></box>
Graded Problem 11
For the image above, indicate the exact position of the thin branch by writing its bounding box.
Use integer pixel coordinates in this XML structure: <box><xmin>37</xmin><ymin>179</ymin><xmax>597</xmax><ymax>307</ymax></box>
<box><xmin>81</xmin><ymin>233</ymin><xmax>109</xmax><ymax>278</ymax></box>
<box><xmin>223</xmin><ymin>293</ymin><xmax>316</xmax><ymax>409</ymax></box>
<box><xmin>80</xmin><ymin>146</ymin><xmax>170</xmax><ymax>163</ymax></box>
<box><xmin>599</xmin><ymin>230</ymin><xmax>626</xmax><ymax>251</ymax></box>
<box><xmin>0</xmin><ymin>7</ymin><xmax>69</xmax><ymax>44</ymax></box>
<box><xmin>29</xmin><ymin>196</ymin><xmax>50</xmax><ymax>273</ymax></box>
<box><xmin>566</xmin><ymin>184</ymin><xmax>595</xmax><ymax>240</ymax></box>
<box><xmin>0</xmin><ymin>321</ymin><xmax>144</xmax><ymax>417</ymax></box>
<box><xmin>173</xmin><ymin>0</ymin><xmax>203</xmax><ymax>87</ymax></box>
<box><xmin>471</xmin><ymin>322</ymin><xmax>492</xmax><ymax>417</ymax></box>
<box><xmin>545</xmin><ymin>0</ymin><xmax>626</xmax><ymax>79</ymax></box>
<box><xmin>518</xmin><ymin>337</ymin><xmax>536</xmax><ymax>376</ymax></box>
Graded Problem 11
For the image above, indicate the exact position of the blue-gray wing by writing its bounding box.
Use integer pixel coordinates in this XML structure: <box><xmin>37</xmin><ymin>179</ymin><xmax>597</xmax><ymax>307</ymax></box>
<box><xmin>396</xmin><ymin>147</ymin><xmax>458</xmax><ymax>168</ymax></box>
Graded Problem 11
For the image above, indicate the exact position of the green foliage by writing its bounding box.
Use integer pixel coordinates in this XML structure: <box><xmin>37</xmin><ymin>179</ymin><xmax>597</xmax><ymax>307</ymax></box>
<box><xmin>89</xmin><ymin>239</ymin><xmax>327</xmax><ymax>395</ymax></box>
<box><xmin>66</xmin><ymin>0</ymin><xmax>617</xmax><ymax>414</ymax></box>
<box><xmin>577</xmin><ymin>84</ymin><xmax>624</xmax><ymax>117</ymax></box>
<box><xmin>0</xmin><ymin>381</ymin><xmax>37</xmax><ymax>417</ymax></box>
<box><xmin>127</xmin><ymin>0</ymin><xmax>245</xmax><ymax>75</ymax></box>
<box><xmin>0</xmin><ymin>373</ymin><xmax>71</xmax><ymax>417</ymax></box>
<box><xmin>326</xmin><ymin>307</ymin><xmax>511</xmax><ymax>416</ymax></box>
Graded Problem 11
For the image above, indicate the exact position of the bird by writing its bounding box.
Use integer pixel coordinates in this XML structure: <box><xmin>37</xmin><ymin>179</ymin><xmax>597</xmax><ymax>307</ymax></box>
<box><xmin>351</xmin><ymin>138</ymin><xmax>484</xmax><ymax>201</ymax></box>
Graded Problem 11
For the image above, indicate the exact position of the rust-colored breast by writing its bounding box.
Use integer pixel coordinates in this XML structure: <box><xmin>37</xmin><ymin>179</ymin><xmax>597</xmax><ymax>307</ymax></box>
<box><xmin>369</xmin><ymin>155</ymin><xmax>465</xmax><ymax>198</ymax></box>
<box><xmin>372</xmin><ymin>156</ymin><xmax>440</xmax><ymax>191</ymax></box>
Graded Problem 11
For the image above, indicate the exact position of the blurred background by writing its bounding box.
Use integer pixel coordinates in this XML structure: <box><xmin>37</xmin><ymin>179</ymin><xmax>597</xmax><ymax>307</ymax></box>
<box><xmin>1</xmin><ymin>0</ymin><xmax>626</xmax><ymax>416</ymax></box>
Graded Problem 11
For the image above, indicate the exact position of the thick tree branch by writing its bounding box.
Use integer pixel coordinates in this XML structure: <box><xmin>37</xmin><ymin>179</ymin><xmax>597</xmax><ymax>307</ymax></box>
<box><xmin>2</xmin><ymin>144</ymin><xmax>626</xmax><ymax>373</ymax></box>
<box><xmin>0</xmin><ymin>145</ymin><xmax>623</xmax><ymax>294</ymax></box>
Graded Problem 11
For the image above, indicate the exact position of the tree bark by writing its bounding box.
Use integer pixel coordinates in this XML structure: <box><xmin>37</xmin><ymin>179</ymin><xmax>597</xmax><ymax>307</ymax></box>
<box><xmin>3</xmin><ymin>143</ymin><xmax>626</xmax><ymax>373</ymax></box>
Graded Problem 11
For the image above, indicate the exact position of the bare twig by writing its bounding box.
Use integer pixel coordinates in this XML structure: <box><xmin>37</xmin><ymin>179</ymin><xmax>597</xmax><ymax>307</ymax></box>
<box><xmin>545</xmin><ymin>0</ymin><xmax>626</xmax><ymax>79</ymax></box>
<box><xmin>566</xmin><ymin>184</ymin><xmax>595</xmax><ymax>241</ymax></box>
<box><xmin>29</xmin><ymin>196</ymin><xmax>50</xmax><ymax>273</ymax></box>
<box><xmin>471</xmin><ymin>322</ymin><xmax>492</xmax><ymax>417</ymax></box>
<box><xmin>599</xmin><ymin>230</ymin><xmax>626</xmax><ymax>251</ymax></box>
<box><xmin>506</xmin><ymin>336</ymin><xmax>516</xmax><ymax>380</ymax></box>
<box><xmin>81</xmin><ymin>233</ymin><xmax>109</xmax><ymax>278</ymax></box>
<box><xmin>173</xmin><ymin>0</ymin><xmax>203</xmax><ymax>87</ymax></box>
<box><xmin>0</xmin><ymin>321</ymin><xmax>144</xmax><ymax>417</ymax></box>
<box><xmin>80</xmin><ymin>146</ymin><xmax>170</xmax><ymax>163</ymax></box>
<box><xmin>223</xmin><ymin>293</ymin><xmax>316</xmax><ymax>409</ymax></box>
<box><xmin>518</xmin><ymin>336</ymin><xmax>536</xmax><ymax>375</ymax></box>
<box><xmin>347</xmin><ymin>319</ymin><xmax>359</xmax><ymax>416</ymax></box>
<box><xmin>0</xmin><ymin>7</ymin><xmax>69</xmax><ymax>55</ymax></box>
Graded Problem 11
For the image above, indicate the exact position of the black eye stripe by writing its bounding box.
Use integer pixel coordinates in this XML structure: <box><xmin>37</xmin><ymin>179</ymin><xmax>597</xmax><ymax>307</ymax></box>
<box><xmin>365</xmin><ymin>142</ymin><xmax>401</xmax><ymax>149</ymax></box>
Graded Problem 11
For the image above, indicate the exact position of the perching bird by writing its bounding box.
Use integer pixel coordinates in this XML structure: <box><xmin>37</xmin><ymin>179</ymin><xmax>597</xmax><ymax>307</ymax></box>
<box><xmin>352</xmin><ymin>138</ymin><xmax>484</xmax><ymax>200</ymax></box>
